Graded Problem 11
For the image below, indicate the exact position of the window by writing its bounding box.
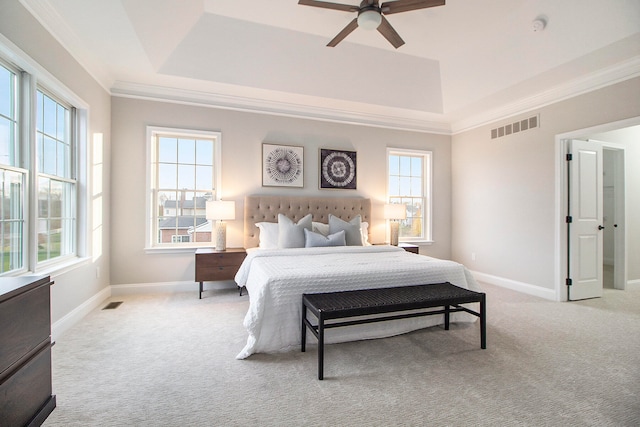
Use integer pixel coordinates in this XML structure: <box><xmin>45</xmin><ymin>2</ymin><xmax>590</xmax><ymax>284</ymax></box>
<box><xmin>171</xmin><ymin>235</ymin><xmax>191</xmax><ymax>243</ymax></box>
<box><xmin>387</xmin><ymin>148</ymin><xmax>432</xmax><ymax>242</ymax></box>
<box><xmin>0</xmin><ymin>62</ymin><xmax>24</xmax><ymax>273</ymax></box>
<box><xmin>147</xmin><ymin>127</ymin><xmax>221</xmax><ymax>249</ymax></box>
<box><xmin>36</xmin><ymin>90</ymin><xmax>76</xmax><ymax>263</ymax></box>
<box><xmin>0</xmin><ymin>55</ymin><xmax>85</xmax><ymax>275</ymax></box>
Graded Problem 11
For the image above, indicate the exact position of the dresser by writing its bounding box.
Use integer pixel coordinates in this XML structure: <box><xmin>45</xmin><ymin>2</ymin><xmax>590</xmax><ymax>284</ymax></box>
<box><xmin>195</xmin><ymin>248</ymin><xmax>247</xmax><ymax>298</ymax></box>
<box><xmin>0</xmin><ymin>275</ymin><xmax>56</xmax><ymax>426</ymax></box>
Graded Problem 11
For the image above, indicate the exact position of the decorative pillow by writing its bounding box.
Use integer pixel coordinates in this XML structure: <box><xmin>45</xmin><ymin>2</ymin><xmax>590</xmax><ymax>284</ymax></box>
<box><xmin>304</xmin><ymin>229</ymin><xmax>346</xmax><ymax>248</ymax></box>
<box><xmin>278</xmin><ymin>214</ymin><xmax>313</xmax><ymax>248</ymax></box>
<box><xmin>328</xmin><ymin>214</ymin><xmax>363</xmax><ymax>246</ymax></box>
<box><xmin>312</xmin><ymin>221</ymin><xmax>330</xmax><ymax>236</ymax></box>
<box><xmin>256</xmin><ymin>222</ymin><xmax>279</xmax><ymax>249</ymax></box>
<box><xmin>361</xmin><ymin>221</ymin><xmax>370</xmax><ymax>246</ymax></box>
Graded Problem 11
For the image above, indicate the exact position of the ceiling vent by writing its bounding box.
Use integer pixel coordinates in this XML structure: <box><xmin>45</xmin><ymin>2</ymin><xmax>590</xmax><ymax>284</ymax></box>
<box><xmin>491</xmin><ymin>114</ymin><xmax>539</xmax><ymax>139</ymax></box>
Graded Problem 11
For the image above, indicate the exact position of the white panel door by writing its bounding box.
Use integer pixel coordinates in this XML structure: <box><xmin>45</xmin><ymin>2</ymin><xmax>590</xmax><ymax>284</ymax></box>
<box><xmin>569</xmin><ymin>139</ymin><xmax>603</xmax><ymax>300</ymax></box>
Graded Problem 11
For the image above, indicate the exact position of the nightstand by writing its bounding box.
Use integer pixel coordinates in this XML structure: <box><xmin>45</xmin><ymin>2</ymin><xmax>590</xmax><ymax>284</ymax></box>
<box><xmin>195</xmin><ymin>248</ymin><xmax>247</xmax><ymax>299</ymax></box>
<box><xmin>399</xmin><ymin>243</ymin><xmax>419</xmax><ymax>254</ymax></box>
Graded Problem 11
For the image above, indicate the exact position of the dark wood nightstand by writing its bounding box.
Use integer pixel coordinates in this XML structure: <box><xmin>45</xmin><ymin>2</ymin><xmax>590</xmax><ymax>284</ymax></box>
<box><xmin>195</xmin><ymin>248</ymin><xmax>247</xmax><ymax>299</ymax></box>
<box><xmin>399</xmin><ymin>243</ymin><xmax>419</xmax><ymax>254</ymax></box>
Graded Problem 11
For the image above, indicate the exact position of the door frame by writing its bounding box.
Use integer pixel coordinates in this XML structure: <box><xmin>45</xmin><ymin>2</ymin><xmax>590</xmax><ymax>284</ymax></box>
<box><xmin>554</xmin><ymin>117</ymin><xmax>636</xmax><ymax>301</ymax></box>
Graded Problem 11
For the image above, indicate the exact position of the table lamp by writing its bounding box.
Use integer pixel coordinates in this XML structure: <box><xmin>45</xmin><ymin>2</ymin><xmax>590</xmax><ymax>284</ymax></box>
<box><xmin>206</xmin><ymin>200</ymin><xmax>235</xmax><ymax>251</ymax></box>
<box><xmin>384</xmin><ymin>203</ymin><xmax>406</xmax><ymax>246</ymax></box>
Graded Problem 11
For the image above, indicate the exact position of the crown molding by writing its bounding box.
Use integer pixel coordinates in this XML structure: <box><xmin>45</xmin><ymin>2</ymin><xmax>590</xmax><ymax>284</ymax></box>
<box><xmin>20</xmin><ymin>0</ymin><xmax>114</xmax><ymax>93</ymax></box>
<box><xmin>450</xmin><ymin>56</ymin><xmax>640</xmax><ymax>134</ymax></box>
<box><xmin>111</xmin><ymin>81</ymin><xmax>452</xmax><ymax>134</ymax></box>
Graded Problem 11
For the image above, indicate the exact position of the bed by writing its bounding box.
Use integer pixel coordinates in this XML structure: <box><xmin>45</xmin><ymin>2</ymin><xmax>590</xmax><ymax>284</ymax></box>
<box><xmin>235</xmin><ymin>195</ymin><xmax>482</xmax><ymax>359</ymax></box>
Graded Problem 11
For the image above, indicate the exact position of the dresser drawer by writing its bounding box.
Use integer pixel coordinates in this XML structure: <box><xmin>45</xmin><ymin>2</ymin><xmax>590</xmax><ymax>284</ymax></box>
<box><xmin>0</xmin><ymin>283</ymin><xmax>50</xmax><ymax>375</ymax></box>
<box><xmin>0</xmin><ymin>342</ymin><xmax>53</xmax><ymax>427</ymax></box>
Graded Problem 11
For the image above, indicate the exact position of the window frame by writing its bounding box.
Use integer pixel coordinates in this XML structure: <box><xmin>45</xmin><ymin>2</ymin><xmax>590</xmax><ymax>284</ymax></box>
<box><xmin>0</xmin><ymin>40</ymin><xmax>90</xmax><ymax>277</ymax></box>
<box><xmin>145</xmin><ymin>126</ymin><xmax>222</xmax><ymax>252</ymax></box>
<box><xmin>386</xmin><ymin>147</ymin><xmax>433</xmax><ymax>244</ymax></box>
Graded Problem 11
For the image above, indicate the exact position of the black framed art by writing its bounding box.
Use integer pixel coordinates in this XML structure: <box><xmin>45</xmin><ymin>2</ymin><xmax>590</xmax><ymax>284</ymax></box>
<box><xmin>320</xmin><ymin>148</ymin><xmax>357</xmax><ymax>190</ymax></box>
<box><xmin>262</xmin><ymin>143</ymin><xmax>304</xmax><ymax>187</ymax></box>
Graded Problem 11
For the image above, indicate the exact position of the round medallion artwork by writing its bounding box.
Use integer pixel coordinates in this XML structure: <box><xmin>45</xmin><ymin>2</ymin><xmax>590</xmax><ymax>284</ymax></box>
<box><xmin>321</xmin><ymin>150</ymin><xmax>356</xmax><ymax>189</ymax></box>
<box><xmin>265</xmin><ymin>146</ymin><xmax>303</xmax><ymax>185</ymax></box>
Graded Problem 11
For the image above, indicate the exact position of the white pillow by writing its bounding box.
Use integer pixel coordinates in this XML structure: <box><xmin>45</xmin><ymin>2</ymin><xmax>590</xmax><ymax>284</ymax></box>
<box><xmin>304</xmin><ymin>229</ymin><xmax>346</xmax><ymax>248</ymax></box>
<box><xmin>312</xmin><ymin>221</ymin><xmax>330</xmax><ymax>236</ymax></box>
<box><xmin>256</xmin><ymin>222</ymin><xmax>278</xmax><ymax>249</ymax></box>
<box><xmin>278</xmin><ymin>214</ymin><xmax>313</xmax><ymax>248</ymax></box>
<box><xmin>328</xmin><ymin>214</ymin><xmax>363</xmax><ymax>246</ymax></box>
<box><xmin>361</xmin><ymin>221</ymin><xmax>370</xmax><ymax>246</ymax></box>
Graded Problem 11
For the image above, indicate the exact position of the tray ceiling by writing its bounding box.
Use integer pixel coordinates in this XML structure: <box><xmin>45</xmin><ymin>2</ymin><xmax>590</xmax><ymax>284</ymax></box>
<box><xmin>21</xmin><ymin>0</ymin><xmax>640</xmax><ymax>133</ymax></box>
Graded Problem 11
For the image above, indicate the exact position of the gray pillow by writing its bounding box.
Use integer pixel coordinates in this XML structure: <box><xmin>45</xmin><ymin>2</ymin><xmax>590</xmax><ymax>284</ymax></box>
<box><xmin>328</xmin><ymin>214</ymin><xmax>363</xmax><ymax>246</ymax></box>
<box><xmin>304</xmin><ymin>229</ymin><xmax>346</xmax><ymax>248</ymax></box>
<box><xmin>278</xmin><ymin>214</ymin><xmax>312</xmax><ymax>248</ymax></box>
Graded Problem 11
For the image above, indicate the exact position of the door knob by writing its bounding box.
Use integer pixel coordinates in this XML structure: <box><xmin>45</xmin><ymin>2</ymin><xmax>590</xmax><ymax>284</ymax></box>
<box><xmin>598</xmin><ymin>225</ymin><xmax>605</xmax><ymax>230</ymax></box>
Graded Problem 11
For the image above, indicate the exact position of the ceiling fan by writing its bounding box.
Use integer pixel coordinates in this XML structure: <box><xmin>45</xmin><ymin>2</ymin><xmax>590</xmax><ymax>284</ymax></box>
<box><xmin>298</xmin><ymin>0</ymin><xmax>445</xmax><ymax>48</ymax></box>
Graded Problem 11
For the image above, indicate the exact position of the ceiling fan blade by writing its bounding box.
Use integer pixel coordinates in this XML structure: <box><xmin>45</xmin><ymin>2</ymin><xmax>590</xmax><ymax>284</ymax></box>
<box><xmin>298</xmin><ymin>0</ymin><xmax>359</xmax><ymax>13</ymax></box>
<box><xmin>377</xmin><ymin>15</ymin><xmax>405</xmax><ymax>48</ymax></box>
<box><xmin>327</xmin><ymin>17</ymin><xmax>359</xmax><ymax>47</ymax></box>
<box><xmin>381</xmin><ymin>0</ymin><xmax>445</xmax><ymax>15</ymax></box>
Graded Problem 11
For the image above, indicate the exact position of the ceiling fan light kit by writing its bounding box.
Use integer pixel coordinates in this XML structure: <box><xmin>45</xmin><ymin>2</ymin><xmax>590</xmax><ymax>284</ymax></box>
<box><xmin>358</xmin><ymin>9</ymin><xmax>382</xmax><ymax>30</ymax></box>
<box><xmin>299</xmin><ymin>0</ymin><xmax>446</xmax><ymax>48</ymax></box>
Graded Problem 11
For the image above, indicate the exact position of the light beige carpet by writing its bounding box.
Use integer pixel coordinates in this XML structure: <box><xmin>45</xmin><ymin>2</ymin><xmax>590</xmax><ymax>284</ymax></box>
<box><xmin>43</xmin><ymin>283</ymin><xmax>640</xmax><ymax>426</ymax></box>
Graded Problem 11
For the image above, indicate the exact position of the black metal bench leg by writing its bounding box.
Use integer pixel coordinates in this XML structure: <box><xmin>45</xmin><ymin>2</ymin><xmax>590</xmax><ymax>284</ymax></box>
<box><xmin>444</xmin><ymin>304</ymin><xmax>450</xmax><ymax>330</ymax></box>
<box><xmin>199</xmin><ymin>281</ymin><xmax>203</xmax><ymax>299</ymax></box>
<box><xmin>480</xmin><ymin>294</ymin><xmax>487</xmax><ymax>349</ymax></box>
<box><xmin>301</xmin><ymin>303</ymin><xmax>307</xmax><ymax>353</ymax></box>
<box><xmin>318</xmin><ymin>314</ymin><xmax>324</xmax><ymax>380</ymax></box>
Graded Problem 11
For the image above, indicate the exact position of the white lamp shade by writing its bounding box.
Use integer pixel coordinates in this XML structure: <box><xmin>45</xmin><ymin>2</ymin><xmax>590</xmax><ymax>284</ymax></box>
<box><xmin>384</xmin><ymin>203</ymin><xmax>406</xmax><ymax>220</ymax></box>
<box><xmin>358</xmin><ymin>9</ymin><xmax>382</xmax><ymax>30</ymax></box>
<box><xmin>206</xmin><ymin>200</ymin><xmax>236</xmax><ymax>221</ymax></box>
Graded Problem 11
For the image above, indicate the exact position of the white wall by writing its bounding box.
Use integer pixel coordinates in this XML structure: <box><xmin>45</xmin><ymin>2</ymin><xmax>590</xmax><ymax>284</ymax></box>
<box><xmin>110</xmin><ymin>97</ymin><xmax>452</xmax><ymax>285</ymax></box>
<box><xmin>452</xmin><ymin>77</ymin><xmax>640</xmax><ymax>297</ymax></box>
<box><xmin>1</xmin><ymin>1</ymin><xmax>112</xmax><ymax>327</ymax></box>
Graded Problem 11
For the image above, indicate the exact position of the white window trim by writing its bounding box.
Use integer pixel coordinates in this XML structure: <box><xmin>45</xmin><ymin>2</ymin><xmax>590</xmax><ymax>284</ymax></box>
<box><xmin>386</xmin><ymin>147</ymin><xmax>433</xmax><ymax>244</ymax></box>
<box><xmin>1</xmin><ymin>34</ymin><xmax>91</xmax><ymax>276</ymax></box>
<box><xmin>145</xmin><ymin>126</ymin><xmax>222</xmax><ymax>253</ymax></box>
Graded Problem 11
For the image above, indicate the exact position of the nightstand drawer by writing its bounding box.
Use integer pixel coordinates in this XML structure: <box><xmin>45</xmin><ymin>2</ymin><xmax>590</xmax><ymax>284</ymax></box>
<box><xmin>195</xmin><ymin>252</ymin><xmax>246</xmax><ymax>268</ymax></box>
<box><xmin>197</xmin><ymin>266</ymin><xmax>239</xmax><ymax>281</ymax></box>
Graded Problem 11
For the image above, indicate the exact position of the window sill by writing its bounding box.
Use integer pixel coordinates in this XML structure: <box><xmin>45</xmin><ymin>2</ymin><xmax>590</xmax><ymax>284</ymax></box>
<box><xmin>144</xmin><ymin>246</ymin><xmax>213</xmax><ymax>255</ymax></box>
<box><xmin>400</xmin><ymin>240</ymin><xmax>434</xmax><ymax>245</ymax></box>
<box><xmin>30</xmin><ymin>256</ymin><xmax>92</xmax><ymax>279</ymax></box>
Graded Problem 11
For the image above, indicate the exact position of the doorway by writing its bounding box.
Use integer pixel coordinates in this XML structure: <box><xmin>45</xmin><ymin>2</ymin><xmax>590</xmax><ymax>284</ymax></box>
<box><xmin>602</xmin><ymin>146</ymin><xmax>626</xmax><ymax>290</ymax></box>
<box><xmin>555</xmin><ymin>118</ymin><xmax>636</xmax><ymax>301</ymax></box>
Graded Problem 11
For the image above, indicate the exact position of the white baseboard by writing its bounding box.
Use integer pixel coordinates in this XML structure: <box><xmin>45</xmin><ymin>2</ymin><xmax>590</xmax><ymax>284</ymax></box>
<box><xmin>52</xmin><ymin>286</ymin><xmax>111</xmax><ymax>342</ymax></box>
<box><xmin>110</xmin><ymin>280</ymin><xmax>236</xmax><ymax>296</ymax></box>
<box><xmin>470</xmin><ymin>271</ymin><xmax>557</xmax><ymax>301</ymax></box>
<box><xmin>627</xmin><ymin>279</ymin><xmax>640</xmax><ymax>290</ymax></box>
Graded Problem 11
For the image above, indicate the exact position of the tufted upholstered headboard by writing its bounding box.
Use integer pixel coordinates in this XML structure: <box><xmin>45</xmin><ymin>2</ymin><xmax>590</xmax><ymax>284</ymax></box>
<box><xmin>244</xmin><ymin>195</ymin><xmax>371</xmax><ymax>249</ymax></box>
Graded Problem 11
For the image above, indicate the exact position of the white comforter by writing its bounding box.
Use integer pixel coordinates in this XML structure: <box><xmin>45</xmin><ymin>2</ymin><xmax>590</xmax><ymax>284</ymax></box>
<box><xmin>234</xmin><ymin>245</ymin><xmax>481</xmax><ymax>359</ymax></box>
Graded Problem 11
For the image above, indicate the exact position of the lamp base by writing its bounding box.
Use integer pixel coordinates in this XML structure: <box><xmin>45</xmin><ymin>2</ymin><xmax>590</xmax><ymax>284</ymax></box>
<box><xmin>215</xmin><ymin>221</ymin><xmax>227</xmax><ymax>251</ymax></box>
<box><xmin>389</xmin><ymin>221</ymin><xmax>399</xmax><ymax>246</ymax></box>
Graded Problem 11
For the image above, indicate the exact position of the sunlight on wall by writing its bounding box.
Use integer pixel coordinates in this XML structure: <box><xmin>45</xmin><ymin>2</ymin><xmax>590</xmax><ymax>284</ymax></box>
<box><xmin>92</xmin><ymin>133</ymin><xmax>103</xmax><ymax>262</ymax></box>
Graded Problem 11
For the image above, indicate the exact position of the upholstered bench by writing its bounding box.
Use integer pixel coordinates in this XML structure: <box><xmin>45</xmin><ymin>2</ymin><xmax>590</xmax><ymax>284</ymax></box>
<box><xmin>301</xmin><ymin>282</ymin><xmax>486</xmax><ymax>380</ymax></box>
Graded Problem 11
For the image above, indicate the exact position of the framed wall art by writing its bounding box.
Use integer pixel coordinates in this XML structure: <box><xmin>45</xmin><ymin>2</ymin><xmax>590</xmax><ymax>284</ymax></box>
<box><xmin>262</xmin><ymin>143</ymin><xmax>304</xmax><ymax>187</ymax></box>
<box><xmin>320</xmin><ymin>148</ymin><xmax>357</xmax><ymax>190</ymax></box>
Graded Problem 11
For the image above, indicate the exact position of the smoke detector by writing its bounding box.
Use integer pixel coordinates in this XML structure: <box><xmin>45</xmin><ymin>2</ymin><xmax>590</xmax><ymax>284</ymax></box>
<box><xmin>532</xmin><ymin>18</ymin><xmax>547</xmax><ymax>32</ymax></box>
